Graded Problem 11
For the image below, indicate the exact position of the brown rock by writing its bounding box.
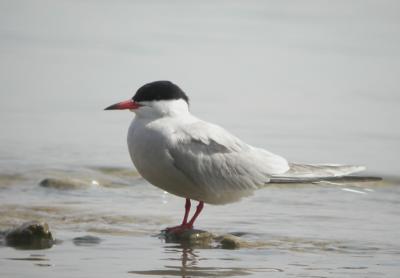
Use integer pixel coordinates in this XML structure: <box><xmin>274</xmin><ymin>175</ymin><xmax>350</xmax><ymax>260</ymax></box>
<box><xmin>39</xmin><ymin>178</ymin><xmax>88</xmax><ymax>190</ymax></box>
<box><xmin>5</xmin><ymin>221</ymin><xmax>54</xmax><ymax>249</ymax></box>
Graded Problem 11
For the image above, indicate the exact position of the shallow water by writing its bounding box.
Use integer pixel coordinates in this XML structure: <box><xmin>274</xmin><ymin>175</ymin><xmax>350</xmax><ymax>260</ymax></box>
<box><xmin>0</xmin><ymin>168</ymin><xmax>399</xmax><ymax>277</ymax></box>
<box><xmin>1</xmin><ymin>179</ymin><xmax>399</xmax><ymax>277</ymax></box>
<box><xmin>1</xmin><ymin>0</ymin><xmax>400</xmax><ymax>277</ymax></box>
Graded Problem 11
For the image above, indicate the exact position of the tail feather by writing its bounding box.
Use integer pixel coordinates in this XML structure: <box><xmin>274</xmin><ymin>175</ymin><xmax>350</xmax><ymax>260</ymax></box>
<box><xmin>270</xmin><ymin>163</ymin><xmax>369</xmax><ymax>183</ymax></box>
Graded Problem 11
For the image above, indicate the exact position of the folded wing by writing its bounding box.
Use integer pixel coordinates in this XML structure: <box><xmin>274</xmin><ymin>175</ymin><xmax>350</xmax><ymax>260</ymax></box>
<box><xmin>167</xmin><ymin>121</ymin><xmax>289</xmax><ymax>204</ymax></box>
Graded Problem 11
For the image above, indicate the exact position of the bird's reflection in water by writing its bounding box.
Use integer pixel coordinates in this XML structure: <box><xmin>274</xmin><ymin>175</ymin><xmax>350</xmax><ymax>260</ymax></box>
<box><xmin>127</xmin><ymin>230</ymin><xmax>287</xmax><ymax>277</ymax></box>
<box><xmin>165</xmin><ymin>245</ymin><xmax>201</xmax><ymax>278</ymax></box>
<box><xmin>179</xmin><ymin>245</ymin><xmax>198</xmax><ymax>271</ymax></box>
<box><xmin>128</xmin><ymin>243</ymin><xmax>253</xmax><ymax>277</ymax></box>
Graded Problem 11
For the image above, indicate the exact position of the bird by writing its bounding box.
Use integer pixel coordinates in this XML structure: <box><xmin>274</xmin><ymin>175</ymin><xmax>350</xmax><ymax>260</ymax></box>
<box><xmin>105</xmin><ymin>80</ymin><xmax>366</xmax><ymax>233</ymax></box>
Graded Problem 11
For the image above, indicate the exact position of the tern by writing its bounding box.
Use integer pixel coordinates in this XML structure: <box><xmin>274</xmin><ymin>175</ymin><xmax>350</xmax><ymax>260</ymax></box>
<box><xmin>105</xmin><ymin>81</ymin><xmax>365</xmax><ymax>233</ymax></box>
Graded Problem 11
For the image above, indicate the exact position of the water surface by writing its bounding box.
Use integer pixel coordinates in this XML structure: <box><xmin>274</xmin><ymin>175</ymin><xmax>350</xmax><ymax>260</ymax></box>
<box><xmin>0</xmin><ymin>1</ymin><xmax>399</xmax><ymax>277</ymax></box>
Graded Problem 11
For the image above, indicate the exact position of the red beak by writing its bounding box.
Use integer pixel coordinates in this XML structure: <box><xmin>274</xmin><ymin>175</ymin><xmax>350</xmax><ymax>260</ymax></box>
<box><xmin>104</xmin><ymin>99</ymin><xmax>141</xmax><ymax>110</ymax></box>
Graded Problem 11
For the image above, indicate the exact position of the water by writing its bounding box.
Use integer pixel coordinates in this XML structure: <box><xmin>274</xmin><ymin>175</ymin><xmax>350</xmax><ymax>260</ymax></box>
<box><xmin>0</xmin><ymin>0</ymin><xmax>399</xmax><ymax>277</ymax></box>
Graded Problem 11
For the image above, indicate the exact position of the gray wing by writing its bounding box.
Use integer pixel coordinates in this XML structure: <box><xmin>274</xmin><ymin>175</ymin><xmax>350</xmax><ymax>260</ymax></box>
<box><xmin>167</xmin><ymin>121</ymin><xmax>289</xmax><ymax>204</ymax></box>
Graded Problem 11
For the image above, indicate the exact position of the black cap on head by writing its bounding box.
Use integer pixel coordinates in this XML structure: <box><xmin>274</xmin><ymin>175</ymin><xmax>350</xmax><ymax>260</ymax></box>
<box><xmin>133</xmin><ymin>81</ymin><xmax>189</xmax><ymax>104</ymax></box>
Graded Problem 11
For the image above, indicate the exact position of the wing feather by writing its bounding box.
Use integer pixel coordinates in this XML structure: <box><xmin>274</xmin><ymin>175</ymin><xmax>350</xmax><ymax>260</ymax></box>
<box><xmin>167</xmin><ymin>121</ymin><xmax>289</xmax><ymax>204</ymax></box>
<box><xmin>271</xmin><ymin>163</ymin><xmax>366</xmax><ymax>182</ymax></box>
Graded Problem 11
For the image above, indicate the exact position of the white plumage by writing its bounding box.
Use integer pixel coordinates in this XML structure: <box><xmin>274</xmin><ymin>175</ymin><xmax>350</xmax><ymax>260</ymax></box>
<box><xmin>105</xmin><ymin>80</ymin><xmax>367</xmax><ymax>231</ymax></box>
<box><xmin>127</xmin><ymin>99</ymin><xmax>364</xmax><ymax>205</ymax></box>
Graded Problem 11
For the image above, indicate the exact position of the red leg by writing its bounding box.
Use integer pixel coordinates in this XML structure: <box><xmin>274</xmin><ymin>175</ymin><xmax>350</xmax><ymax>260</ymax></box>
<box><xmin>187</xmin><ymin>201</ymin><xmax>204</xmax><ymax>228</ymax></box>
<box><xmin>165</xmin><ymin>199</ymin><xmax>204</xmax><ymax>234</ymax></box>
<box><xmin>181</xmin><ymin>198</ymin><xmax>191</xmax><ymax>225</ymax></box>
<box><xmin>165</xmin><ymin>198</ymin><xmax>191</xmax><ymax>233</ymax></box>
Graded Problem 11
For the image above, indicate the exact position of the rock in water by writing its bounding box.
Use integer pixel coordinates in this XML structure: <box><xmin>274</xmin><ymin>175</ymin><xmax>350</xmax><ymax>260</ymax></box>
<box><xmin>160</xmin><ymin>229</ymin><xmax>262</xmax><ymax>249</ymax></box>
<box><xmin>5</xmin><ymin>221</ymin><xmax>54</xmax><ymax>249</ymax></box>
<box><xmin>39</xmin><ymin>178</ymin><xmax>88</xmax><ymax>190</ymax></box>
<box><xmin>162</xmin><ymin>229</ymin><xmax>214</xmax><ymax>247</ymax></box>
<box><xmin>73</xmin><ymin>235</ymin><xmax>102</xmax><ymax>246</ymax></box>
<box><xmin>217</xmin><ymin>234</ymin><xmax>249</xmax><ymax>249</ymax></box>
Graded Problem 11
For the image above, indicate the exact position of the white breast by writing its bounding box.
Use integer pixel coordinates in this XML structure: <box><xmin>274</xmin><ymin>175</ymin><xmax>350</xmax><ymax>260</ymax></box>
<box><xmin>127</xmin><ymin>117</ymin><xmax>206</xmax><ymax>201</ymax></box>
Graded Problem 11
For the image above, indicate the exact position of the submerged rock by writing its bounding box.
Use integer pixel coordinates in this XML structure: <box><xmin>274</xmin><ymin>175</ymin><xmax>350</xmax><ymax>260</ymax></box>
<box><xmin>92</xmin><ymin>166</ymin><xmax>139</xmax><ymax>178</ymax></box>
<box><xmin>39</xmin><ymin>178</ymin><xmax>89</xmax><ymax>190</ymax></box>
<box><xmin>161</xmin><ymin>229</ymin><xmax>260</xmax><ymax>249</ymax></box>
<box><xmin>5</xmin><ymin>221</ymin><xmax>54</xmax><ymax>249</ymax></box>
<box><xmin>217</xmin><ymin>234</ymin><xmax>252</xmax><ymax>249</ymax></box>
<box><xmin>73</xmin><ymin>235</ymin><xmax>102</xmax><ymax>246</ymax></box>
<box><xmin>162</xmin><ymin>229</ymin><xmax>214</xmax><ymax>247</ymax></box>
